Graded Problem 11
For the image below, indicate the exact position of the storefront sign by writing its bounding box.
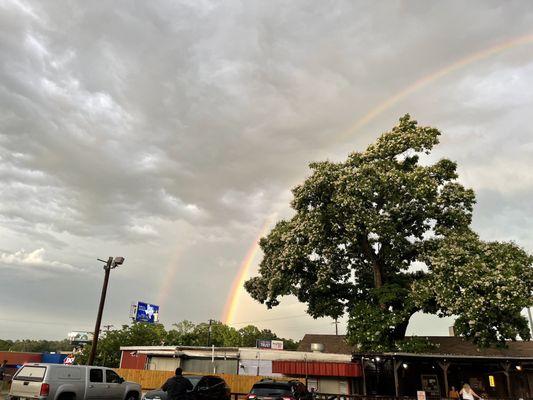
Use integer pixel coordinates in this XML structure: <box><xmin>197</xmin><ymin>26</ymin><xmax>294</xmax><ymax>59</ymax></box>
<box><xmin>256</xmin><ymin>339</ymin><xmax>284</xmax><ymax>350</ymax></box>
<box><xmin>489</xmin><ymin>375</ymin><xmax>496</xmax><ymax>387</ymax></box>
<box><xmin>63</xmin><ymin>354</ymin><xmax>75</xmax><ymax>365</ymax></box>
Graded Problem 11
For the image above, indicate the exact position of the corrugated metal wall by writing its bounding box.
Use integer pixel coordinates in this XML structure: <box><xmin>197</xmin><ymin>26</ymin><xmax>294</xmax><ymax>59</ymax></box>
<box><xmin>181</xmin><ymin>359</ymin><xmax>238</xmax><ymax>375</ymax></box>
<box><xmin>0</xmin><ymin>352</ymin><xmax>42</xmax><ymax>366</ymax></box>
<box><xmin>272</xmin><ymin>360</ymin><xmax>362</xmax><ymax>377</ymax></box>
<box><xmin>120</xmin><ymin>351</ymin><xmax>147</xmax><ymax>369</ymax></box>
<box><xmin>148</xmin><ymin>356</ymin><xmax>180</xmax><ymax>371</ymax></box>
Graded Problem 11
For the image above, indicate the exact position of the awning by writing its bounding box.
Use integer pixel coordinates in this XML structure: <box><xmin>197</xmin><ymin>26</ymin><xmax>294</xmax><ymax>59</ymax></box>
<box><xmin>272</xmin><ymin>360</ymin><xmax>362</xmax><ymax>377</ymax></box>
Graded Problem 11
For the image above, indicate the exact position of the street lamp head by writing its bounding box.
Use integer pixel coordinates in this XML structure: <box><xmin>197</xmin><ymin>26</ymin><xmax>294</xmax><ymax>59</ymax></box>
<box><xmin>113</xmin><ymin>256</ymin><xmax>125</xmax><ymax>266</ymax></box>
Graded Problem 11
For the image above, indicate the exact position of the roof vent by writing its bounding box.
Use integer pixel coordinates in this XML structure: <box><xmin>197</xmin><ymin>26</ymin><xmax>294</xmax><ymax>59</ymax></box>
<box><xmin>310</xmin><ymin>343</ymin><xmax>325</xmax><ymax>353</ymax></box>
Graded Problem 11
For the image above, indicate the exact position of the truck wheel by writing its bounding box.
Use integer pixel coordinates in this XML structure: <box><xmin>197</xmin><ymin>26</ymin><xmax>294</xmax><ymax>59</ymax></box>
<box><xmin>125</xmin><ymin>392</ymin><xmax>138</xmax><ymax>400</ymax></box>
<box><xmin>58</xmin><ymin>393</ymin><xmax>75</xmax><ymax>400</ymax></box>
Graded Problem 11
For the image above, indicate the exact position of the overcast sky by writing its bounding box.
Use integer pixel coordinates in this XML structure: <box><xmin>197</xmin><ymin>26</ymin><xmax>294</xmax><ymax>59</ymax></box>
<box><xmin>1</xmin><ymin>0</ymin><xmax>533</xmax><ymax>341</ymax></box>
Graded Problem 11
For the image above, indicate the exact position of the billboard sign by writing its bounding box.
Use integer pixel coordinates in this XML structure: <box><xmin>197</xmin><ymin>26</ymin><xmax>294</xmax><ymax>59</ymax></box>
<box><xmin>271</xmin><ymin>340</ymin><xmax>284</xmax><ymax>350</ymax></box>
<box><xmin>256</xmin><ymin>339</ymin><xmax>284</xmax><ymax>350</ymax></box>
<box><xmin>68</xmin><ymin>331</ymin><xmax>93</xmax><ymax>345</ymax></box>
<box><xmin>134</xmin><ymin>301</ymin><xmax>160</xmax><ymax>323</ymax></box>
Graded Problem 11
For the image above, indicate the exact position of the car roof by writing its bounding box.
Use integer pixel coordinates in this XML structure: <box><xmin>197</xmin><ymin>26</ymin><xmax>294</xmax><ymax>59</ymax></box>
<box><xmin>253</xmin><ymin>382</ymin><xmax>293</xmax><ymax>387</ymax></box>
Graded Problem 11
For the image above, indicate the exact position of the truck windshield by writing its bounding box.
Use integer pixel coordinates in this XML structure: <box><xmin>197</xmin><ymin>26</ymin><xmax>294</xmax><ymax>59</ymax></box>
<box><xmin>14</xmin><ymin>366</ymin><xmax>46</xmax><ymax>382</ymax></box>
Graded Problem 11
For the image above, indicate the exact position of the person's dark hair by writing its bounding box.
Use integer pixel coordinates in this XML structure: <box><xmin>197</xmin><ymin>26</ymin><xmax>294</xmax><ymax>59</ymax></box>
<box><xmin>175</xmin><ymin>367</ymin><xmax>183</xmax><ymax>376</ymax></box>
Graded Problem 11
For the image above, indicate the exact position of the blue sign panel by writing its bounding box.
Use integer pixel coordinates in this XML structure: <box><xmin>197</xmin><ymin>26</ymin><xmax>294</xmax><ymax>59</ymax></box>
<box><xmin>135</xmin><ymin>302</ymin><xmax>160</xmax><ymax>323</ymax></box>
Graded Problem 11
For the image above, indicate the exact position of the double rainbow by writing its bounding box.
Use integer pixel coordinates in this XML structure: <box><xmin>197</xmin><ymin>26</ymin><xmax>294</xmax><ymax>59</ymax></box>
<box><xmin>221</xmin><ymin>33</ymin><xmax>533</xmax><ymax>325</ymax></box>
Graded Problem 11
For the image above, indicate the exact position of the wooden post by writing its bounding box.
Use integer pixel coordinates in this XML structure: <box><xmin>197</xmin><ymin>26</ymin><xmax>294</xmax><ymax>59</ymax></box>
<box><xmin>502</xmin><ymin>362</ymin><xmax>512</xmax><ymax>398</ymax></box>
<box><xmin>393</xmin><ymin>358</ymin><xmax>401</xmax><ymax>398</ymax></box>
<box><xmin>438</xmin><ymin>361</ymin><xmax>450</xmax><ymax>398</ymax></box>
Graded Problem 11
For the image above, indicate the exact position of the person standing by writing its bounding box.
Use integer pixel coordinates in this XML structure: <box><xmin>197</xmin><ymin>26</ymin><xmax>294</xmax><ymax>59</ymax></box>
<box><xmin>449</xmin><ymin>386</ymin><xmax>460</xmax><ymax>399</ymax></box>
<box><xmin>161</xmin><ymin>368</ymin><xmax>193</xmax><ymax>400</ymax></box>
<box><xmin>0</xmin><ymin>360</ymin><xmax>8</xmax><ymax>393</ymax></box>
<box><xmin>460</xmin><ymin>384</ymin><xmax>481</xmax><ymax>400</ymax></box>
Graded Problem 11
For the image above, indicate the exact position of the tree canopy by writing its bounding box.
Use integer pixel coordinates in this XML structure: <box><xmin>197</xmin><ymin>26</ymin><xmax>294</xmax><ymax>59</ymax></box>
<box><xmin>75</xmin><ymin>320</ymin><xmax>299</xmax><ymax>367</ymax></box>
<box><xmin>245</xmin><ymin>115</ymin><xmax>533</xmax><ymax>350</ymax></box>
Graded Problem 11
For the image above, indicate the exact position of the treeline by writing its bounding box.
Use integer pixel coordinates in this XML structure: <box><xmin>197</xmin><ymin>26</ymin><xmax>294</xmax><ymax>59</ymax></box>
<box><xmin>0</xmin><ymin>339</ymin><xmax>71</xmax><ymax>353</ymax></box>
<box><xmin>7</xmin><ymin>321</ymin><xmax>299</xmax><ymax>368</ymax></box>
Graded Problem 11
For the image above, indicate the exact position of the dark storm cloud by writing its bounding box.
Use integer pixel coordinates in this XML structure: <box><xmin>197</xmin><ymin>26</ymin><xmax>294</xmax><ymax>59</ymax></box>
<box><xmin>1</xmin><ymin>0</ymin><xmax>533</xmax><ymax>338</ymax></box>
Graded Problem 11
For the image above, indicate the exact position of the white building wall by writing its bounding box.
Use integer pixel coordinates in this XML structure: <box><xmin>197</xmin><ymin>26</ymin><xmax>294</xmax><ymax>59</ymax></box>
<box><xmin>238</xmin><ymin>359</ymin><xmax>282</xmax><ymax>376</ymax></box>
<box><xmin>148</xmin><ymin>356</ymin><xmax>181</xmax><ymax>371</ymax></box>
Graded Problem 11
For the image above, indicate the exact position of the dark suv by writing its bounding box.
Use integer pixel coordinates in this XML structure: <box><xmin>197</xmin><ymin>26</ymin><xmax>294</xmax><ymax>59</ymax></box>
<box><xmin>143</xmin><ymin>375</ymin><xmax>230</xmax><ymax>400</ymax></box>
<box><xmin>247</xmin><ymin>379</ymin><xmax>312</xmax><ymax>400</ymax></box>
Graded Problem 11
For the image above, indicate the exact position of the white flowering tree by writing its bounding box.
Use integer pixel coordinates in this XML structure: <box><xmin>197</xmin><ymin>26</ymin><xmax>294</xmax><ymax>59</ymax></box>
<box><xmin>244</xmin><ymin>114</ymin><xmax>533</xmax><ymax>350</ymax></box>
<box><xmin>414</xmin><ymin>231</ymin><xmax>533</xmax><ymax>347</ymax></box>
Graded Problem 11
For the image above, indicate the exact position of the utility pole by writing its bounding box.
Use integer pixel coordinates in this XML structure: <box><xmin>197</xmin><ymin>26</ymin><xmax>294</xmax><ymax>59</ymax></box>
<box><xmin>88</xmin><ymin>256</ymin><xmax>125</xmax><ymax>366</ymax></box>
<box><xmin>207</xmin><ymin>319</ymin><xmax>215</xmax><ymax>347</ymax></box>
<box><xmin>333</xmin><ymin>319</ymin><xmax>339</xmax><ymax>336</ymax></box>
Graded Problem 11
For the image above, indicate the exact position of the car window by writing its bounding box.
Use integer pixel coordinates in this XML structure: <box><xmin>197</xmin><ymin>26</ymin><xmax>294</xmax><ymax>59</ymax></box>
<box><xmin>207</xmin><ymin>377</ymin><xmax>222</xmax><ymax>387</ymax></box>
<box><xmin>197</xmin><ymin>378</ymin><xmax>209</xmax><ymax>389</ymax></box>
<box><xmin>106</xmin><ymin>370</ymin><xmax>121</xmax><ymax>384</ymax></box>
<box><xmin>90</xmin><ymin>369</ymin><xmax>103</xmax><ymax>383</ymax></box>
<box><xmin>251</xmin><ymin>385</ymin><xmax>291</xmax><ymax>396</ymax></box>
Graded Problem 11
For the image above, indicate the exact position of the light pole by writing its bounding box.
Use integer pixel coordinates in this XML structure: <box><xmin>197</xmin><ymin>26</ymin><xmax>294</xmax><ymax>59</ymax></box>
<box><xmin>88</xmin><ymin>256</ymin><xmax>125</xmax><ymax>366</ymax></box>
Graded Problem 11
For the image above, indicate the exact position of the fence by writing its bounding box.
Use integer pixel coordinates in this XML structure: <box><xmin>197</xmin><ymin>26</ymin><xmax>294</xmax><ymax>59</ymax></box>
<box><xmin>116</xmin><ymin>368</ymin><xmax>303</xmax><ymax>393</ymax></box>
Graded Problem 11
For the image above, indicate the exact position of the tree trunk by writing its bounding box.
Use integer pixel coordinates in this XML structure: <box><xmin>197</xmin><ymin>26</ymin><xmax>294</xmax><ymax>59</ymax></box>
<box><xmin>392</xmin><ymin>318</ymin><xmax>410</xmax><ymax>341</ymax></box>
<box><xmin>361</xmin><ymin>235</ymin><xmax>383</xmax><ymax>288</ymax></box>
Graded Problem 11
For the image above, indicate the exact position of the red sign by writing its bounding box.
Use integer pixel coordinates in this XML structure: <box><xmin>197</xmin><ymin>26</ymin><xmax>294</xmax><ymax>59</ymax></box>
<box><xmin>63</xmin><ymin>355</ymin><xmax>75</xmax><ymax>365</ymax></box>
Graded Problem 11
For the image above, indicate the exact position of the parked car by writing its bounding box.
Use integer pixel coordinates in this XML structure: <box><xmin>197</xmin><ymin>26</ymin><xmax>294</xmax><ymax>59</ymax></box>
<box><xmin>247</xmin><ymin>379</ymin><xmax>313</xmax><ymax>400</ymax></box>
<box><xmin>143</xmin><ymin>375</ymin><xmax>230</xmax><ymax>400</ymax></box>
<box><xmin>8</xmin><ymin>363</ymin><xmax>142</xmax><ymax>400</ymax></box>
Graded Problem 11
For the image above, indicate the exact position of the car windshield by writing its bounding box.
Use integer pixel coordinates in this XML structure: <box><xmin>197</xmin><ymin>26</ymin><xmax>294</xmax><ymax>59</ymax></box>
<box><xmin>251</xmin><ymin>385</ymin><xmax>290</xmax><ymax>396</ymax></box>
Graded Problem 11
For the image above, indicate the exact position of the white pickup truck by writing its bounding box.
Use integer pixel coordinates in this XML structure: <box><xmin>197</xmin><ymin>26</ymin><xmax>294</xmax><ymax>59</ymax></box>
<box><xmin>8</xmin><ymin>364</ymin><xmax>141</xmax><ymax>400</ymax></box>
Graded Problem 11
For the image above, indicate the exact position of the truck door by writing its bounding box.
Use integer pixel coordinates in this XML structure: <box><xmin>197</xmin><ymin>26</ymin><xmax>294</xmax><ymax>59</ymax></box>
<box><xmin>87</xmin><ymin>368</ymin><xmax>107</xmax><ymax>399</ymax></box>
<box><xmin>105</xmin><ymin>369</ymin><xmax>125</xmax><ymax>399</ymax></box>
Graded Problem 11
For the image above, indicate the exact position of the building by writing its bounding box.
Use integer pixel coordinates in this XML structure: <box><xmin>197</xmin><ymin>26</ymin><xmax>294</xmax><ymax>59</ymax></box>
<box><xmin>120</xmin><ymin>346</ymin><xmax>239</xmax><ymax>374</ymax></box>
<box><xmin>299</xmin><ymin>334</ymin><xmax>533</xmax><ymax>398</ymax></box>
<box><xmin>119</xmin><ymin>345</ymin><xmax>362</xmax><ymax>395</ymax></box>
<box><xmin>119</xmin><ymin>334</ymin><xmax>533</xmax><ymax>397</ymax></box>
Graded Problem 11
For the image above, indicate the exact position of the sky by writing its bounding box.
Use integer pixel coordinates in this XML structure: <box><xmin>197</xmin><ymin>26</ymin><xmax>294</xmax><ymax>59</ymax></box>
<box><xmin>1</xmin><ymin>0</ymin><xmax>533</xmax><ymax>341</ymax></box>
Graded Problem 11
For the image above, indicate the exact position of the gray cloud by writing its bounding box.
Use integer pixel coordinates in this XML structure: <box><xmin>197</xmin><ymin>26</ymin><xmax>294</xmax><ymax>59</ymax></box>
<box><xmin>1</xmin><ymin>0</ymin><xmax>533</xmax><ymax>339</ymax></box>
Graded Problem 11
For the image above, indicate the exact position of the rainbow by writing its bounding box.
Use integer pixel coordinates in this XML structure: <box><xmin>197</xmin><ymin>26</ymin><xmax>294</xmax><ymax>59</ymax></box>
<box><xmin>157</xmin><ymin>250</ymin><xmax>182</xmax><ymax>307</ymax></box>
<box><xmin>339</xmin><ymin>33</ymin><xmax>533</xmax><ymax>139</ymax></box>
<box><xmin>221</xmin><ymin>215</ymin><xmax>276</xmax><ymax>324</ymax></box>
<box><xmin>220</xmin><ymin>33</ymin><xmax>533</xmax><ymax>324</ymax></box>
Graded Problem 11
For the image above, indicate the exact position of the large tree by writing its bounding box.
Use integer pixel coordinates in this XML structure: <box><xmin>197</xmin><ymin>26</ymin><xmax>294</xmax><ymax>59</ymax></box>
<box><xmin>245</xmin><ymin>115</ymin><xmax>533</xmax><ymax>350</ymax></box>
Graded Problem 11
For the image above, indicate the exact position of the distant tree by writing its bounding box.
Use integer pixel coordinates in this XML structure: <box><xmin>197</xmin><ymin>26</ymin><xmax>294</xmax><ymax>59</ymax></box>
<box><xmin>3</xmin><ymin>339</ymin><xmax>71</xmax><ymax>353</ymax></box>
<box><xmin>192</xmin><ymin>321</ymin><xmax>241</xmax><ymax>347</ymax></box>
<box><xmin>166</xmin><ymin>320</ymin><xmax>197</xmax><ymax>346</ymax></box>
<box><xmin>0</xmin><ymin>339</ymin><xmax>13</xmax><ymax>351</ymax></box>
<box><xmin>238</xmin><ymin>325</ymin><xmax>263</xmax><ymax>347</ymax></box>
<box><xmin>76</xmin><ymin>323</ymin><xmax>167</xmax><ymax>367</ymax></box>
<box><xmin>245</xmin><ymin>114</ymin><xmax>532</xmax><ymax>350</ymax></box>
<box><xmin>66</xmin><ymin>320</ymin><xmax>301</xmax><ymax>367</ymax></box>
